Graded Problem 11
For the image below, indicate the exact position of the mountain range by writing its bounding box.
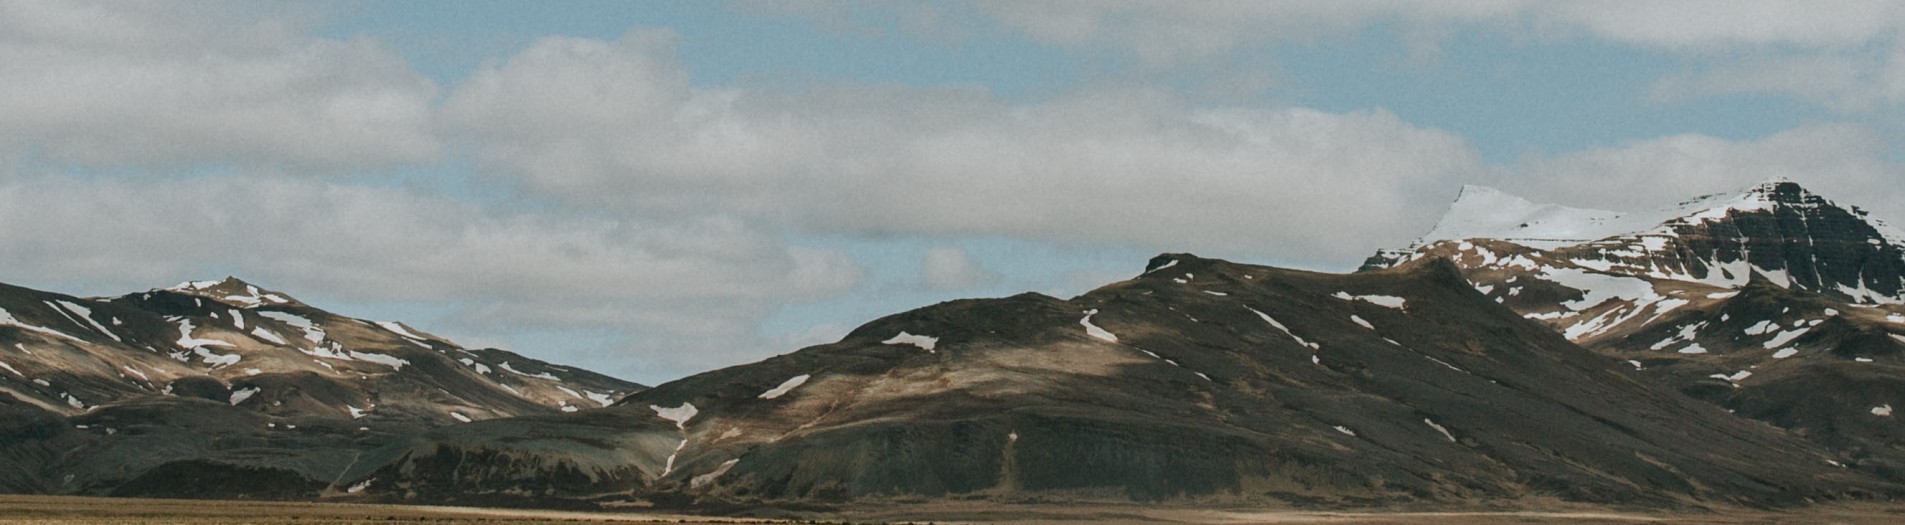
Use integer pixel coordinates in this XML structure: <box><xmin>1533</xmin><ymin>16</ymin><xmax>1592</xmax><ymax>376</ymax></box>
<box><xmin>324</xmin><ymin>253</ymin><xmax>1897</xmax><ymax>508</ymax></box>
<box><xmin>3</xmin><ymin>179</ymin><xmax>1905</xmax><ymax>512</ymax></box>
<box><xmin>0</xmin><ymin>278</ymin><xmax>640</xmax><ymax>497</ymax></box>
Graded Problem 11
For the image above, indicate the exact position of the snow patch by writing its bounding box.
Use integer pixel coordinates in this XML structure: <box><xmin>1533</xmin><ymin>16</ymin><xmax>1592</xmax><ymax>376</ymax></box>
<box><xmin>1333</xmin><ymin>292</ymin><xmax>1406</xmax><ymax>309</ymax></box>
<box><xmin>1874</xmin><ymin>405</ymin><xmax>1894</xmax><ymax>417</ymax></box>
<box><xmin>1652</xmin><ymin>322</ymin><xmax>1706</xmax><ymax>351</ymax></box>
<box><xmin>882</xmin><ymin>332</ymin><xmax>939</xmax><ymax>351</ymax></box>
<box><xmin>690</xmin><ymin>458</ymin><xmax>741</xmax><ymax>489</ymax></box>
<box><xmin>498</xmin><ymin>361</ymin><xmax>559</xmax><ymax>380</ymax></box>
<box><xmin>375</xmin><ymin>319</ymin><xmax>428</xmax><ymax>340</ymax></box>
<box><xmin>1424</xmin><ymin>418</ymin><xmax>1457</xmax><ymax>442</ymax></box>
<box><xmin>174</xmin><ymin>319</ymin><xmax>234</xmax><ymax>349</ymax></box>
<box><xmin>652</xmin><ymin>402</ymin><xmax>699</xmax><ymax>476</ymax></box>
<box><xmin>758</xmin><ymin>374</ymin><xmax>811</xmax><ymax>400</ymax></box>
<box><xmin>195</xmin><ymin>347</ymin><xmax>241</xmax><ymax>367</ymax></box>
<box><xmin>449</xmin><ymin>412</ymin><xmax>472</xmax><ymax>423</ymax></box>
<box><xmin>174</xmin><ymin>280</ymin><xmax>221</xmax><ymax>291</ymax></box>
<box><xmin>0</xmin><ymin>307</ymin><xmax>86</xmax><ymax>343</ymax></box>
<box><xmin>258</xmin><ymin>312</ymin><xmax>325</xmax><ymax>343</ymax></box>
<box><xmin>348</xmin><ymin>351</ymin><xmax>409</xmax><ymax>370</ymax></box>
<box><xmin>249</xmin><ymin>327</ymin><xmax>287</xmax><ymax>345</ymax></box>
<box><xmin>228</xmin><ymin>387</ymin><xmax>259</xmax><ymax>405</ymax></box>
<box><xmin>1080</xmin><ymin>310</ymin><xmax>1117</xmax><ymax>343</ymax></box>
<box><xmin>1744</xmin><ymin>320</ymin><xmax>1777</xmax><ymax>336</ymax></box>
<box><xmin>1709</xmin><ymin>370</ymin><xmax>1751</xmax><ymax>382</ymax></box>
<box><xmin>1350</xmin><ymin>315</ymin><xmax>1375</xmax><ymax>330</ymax></box>
<box><xmin>1540</xmin><ymin>268</ymin><xmax>1657</xmax><ymax>311</ymax></box>
<box><xmin>55</xmin><ymin>300</ymin><xmax>120</xmax><ymax>342</ymax></box>
<box><xmin>652</xmin><ymin>403</ymin><xmax>699</xmax><ymax>428</ymax></box>
<box><xmin>1248</xmin><ymin>307</ymin><xmax>1319</xmax><ymax>349</ymax></box>
<box><xmin>1764</xmin><ymin>327</ymin><xmax>1811</xmax><ymax>349</ymax></box>
<box><xmin>1772</xmin><ymin>348</ymin><xmax>1799</xmax><ymax>359</ymax></box>
<box><xmin>458</xmin><ymin>358</ymin><xmax>492</xmax><ymax>374</ymax></box>
<box><xmin>1333</xmin><ymin>426</ymin><xmax>1356</xmax><ymax>437</ymax></box>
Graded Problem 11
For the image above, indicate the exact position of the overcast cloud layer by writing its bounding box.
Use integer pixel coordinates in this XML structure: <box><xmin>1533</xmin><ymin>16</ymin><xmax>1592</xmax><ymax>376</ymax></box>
<box><xmin>1</xmin><ymin>0</ymin><xmax>1901</xmax><ymax>383</ymax></box>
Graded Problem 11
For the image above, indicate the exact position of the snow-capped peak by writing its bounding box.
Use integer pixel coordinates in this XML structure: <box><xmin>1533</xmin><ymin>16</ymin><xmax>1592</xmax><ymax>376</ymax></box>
<box><xmin>1389</xmin><ymin>179</ymin><xmax>1905</xmax><ymax>304</ymax></box>
<box><xmin>163</xmin><ymin>277</ymin><xmax>298</xmax><ymax>308</ymax></box>
<box><xmin>1416</xmin><ymin>185</ymin><xmax>1641</xmax><ymax>249</ymax></box>
<box><xmin>1420</xmin><ymin>180</ymin><xmax>1880</xmax><ymax>250</ymax></box>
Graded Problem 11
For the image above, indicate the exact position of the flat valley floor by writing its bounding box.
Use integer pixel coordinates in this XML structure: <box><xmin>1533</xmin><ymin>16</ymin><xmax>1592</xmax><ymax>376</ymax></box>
<box><xmin>1</xmin><ymin>495</ymin><xmax>1902</xmax><ymax>524</ymax></box>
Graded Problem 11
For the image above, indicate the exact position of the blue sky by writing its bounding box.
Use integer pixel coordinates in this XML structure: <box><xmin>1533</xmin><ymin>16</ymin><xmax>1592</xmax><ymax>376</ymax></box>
<box><xmin>2</xmin><ymin>1</ymin><xmax>1902</xmax><ymax>384</ymax></box>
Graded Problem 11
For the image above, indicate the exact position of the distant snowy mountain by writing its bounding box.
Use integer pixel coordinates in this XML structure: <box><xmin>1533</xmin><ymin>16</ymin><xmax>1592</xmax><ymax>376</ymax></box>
<box><xmin>1370</xmin><ymin>179</ymin><xmax>1905</xmax><ymax>304</ymax></box>
<box><xmin>1366</xmin><ymin>179</ymin><xmax>1905</xmax><ymax>475</ymax></box>
<box><xmin>0</xmin><ymin>276</ymin><xmax>642</xmax><ymax>497</ymax></box>
<box><xmin>1415</xmin><ymin>185</ymin><xmax>1655</xmax><ymax>250</ymax></box>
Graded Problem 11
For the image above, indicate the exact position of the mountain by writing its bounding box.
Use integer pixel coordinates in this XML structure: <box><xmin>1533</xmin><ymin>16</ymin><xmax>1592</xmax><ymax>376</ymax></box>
<box><xmin>0</xmin><ymin>277</ymin><xmax>642</xmax><ymax>497</ymax></box>
<box><xmin>1364</xmin><ymin>179</ymin><xmax>1905</xmax><ymax>478</ymax></box>
<box><xmin>328</xmin><ymin>254</ymin><xmax>1896</xmax><ymax>509</ymax></box>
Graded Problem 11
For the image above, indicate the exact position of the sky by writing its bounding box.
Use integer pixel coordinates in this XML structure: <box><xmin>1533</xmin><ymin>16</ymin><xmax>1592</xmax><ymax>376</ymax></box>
<box><xmin>2</xmin><ymin>1</ymin><xmax>1903</xmax><ymax>384</ymax></box>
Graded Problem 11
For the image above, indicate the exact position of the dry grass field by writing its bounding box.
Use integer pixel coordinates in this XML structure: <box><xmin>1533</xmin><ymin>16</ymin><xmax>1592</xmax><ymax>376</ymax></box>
<box><xmin>1</xmin><ymin>495</ymin><xmax>1902</xmax><ymax>525</ymax></box>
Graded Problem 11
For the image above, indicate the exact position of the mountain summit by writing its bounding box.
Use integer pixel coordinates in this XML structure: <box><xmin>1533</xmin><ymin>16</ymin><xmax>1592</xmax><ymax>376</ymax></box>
<box><xmin>162</xmin><ymin>277</ymin><xmax>305</xmax><ymax>308</ymax></box>
<box><xmin>1366</xmin><ymin>180</ymin><xmax>1905</xmax><ymax>483</ymax></box>
<box><xmin>1370</xmin><ymin>179</ymin><xmax>1905</xmax><ymax>304</ymax></box>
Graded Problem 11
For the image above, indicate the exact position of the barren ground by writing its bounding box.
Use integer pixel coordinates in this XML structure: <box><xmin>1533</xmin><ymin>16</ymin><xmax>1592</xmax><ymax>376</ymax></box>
<box><xmin>1</xmin><ymin>495</ymin><xmax>1902</xmax><ymax>524</ymax></box>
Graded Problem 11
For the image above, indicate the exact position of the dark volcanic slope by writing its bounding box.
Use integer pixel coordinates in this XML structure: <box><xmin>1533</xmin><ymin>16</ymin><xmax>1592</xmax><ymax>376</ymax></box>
<box><xmin>340</xmin><ymin>255</ymin><xmax>1894</xmax><ymax>508</ymax></box>
<box><xmin>0</xmin><ymin>277</ymin><xmax>642</xmax><ymax>497</ymax></box>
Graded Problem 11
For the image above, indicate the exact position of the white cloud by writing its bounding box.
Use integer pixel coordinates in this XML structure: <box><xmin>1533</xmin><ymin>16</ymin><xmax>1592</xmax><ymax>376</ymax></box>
<box><xmin>1540</xmin><ymin>1</ymin><xmax>1900</xmax><ymax>50</ymax></box>
<box><xmin>1480</xmin><ymin>124</ymin><xmax>1901</xmax><ymax>222</ymax></box>
<box><xmin>970</xmin><ymin>1</ymin><xmax>1526</xmax><ymax>65</ymax></box>
<box><xmin>442</xmin><ymin>31</ymin><xmax>1482</xmax><ymax>268</ymax></box>
<box><xmin>757</xmin><ymin>2</ymin><xmax>1905</xmax><ymax>110</ymax></box>
<box><xmin>0</xmin><ymin>0</ymin><xmax>438</xmax><ymax>169</ymax></box>
<box><xmin>921</xmin><ymin>246</ymin><xmax>998</xmax><ymax>290</ymax></box>
<box><xmin>0</xmin><ymin>175</ymin><xmax>860</xmax><ymax>304</ymax></box>
<box><xmin>1649</xmin><ymin>44</ymin><xmax>1905</xmax><ymax>111</ymax></box>
<box><xmin>952</xmin><ymin>1</ymin><xmax>1902</xmax><ymax>57</ymax></box>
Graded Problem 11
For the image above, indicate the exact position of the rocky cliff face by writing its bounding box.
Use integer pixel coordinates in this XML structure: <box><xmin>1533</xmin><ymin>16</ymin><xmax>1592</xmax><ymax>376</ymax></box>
<box><xmin>334</xmin><ymin>255</ymin><xmax>1897</xmax><ymax>508</ymax></box>
<box><xmin>0</xmin><ymin>277</ymin><xmax>642</xmax><ymax>496</ymax></box>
